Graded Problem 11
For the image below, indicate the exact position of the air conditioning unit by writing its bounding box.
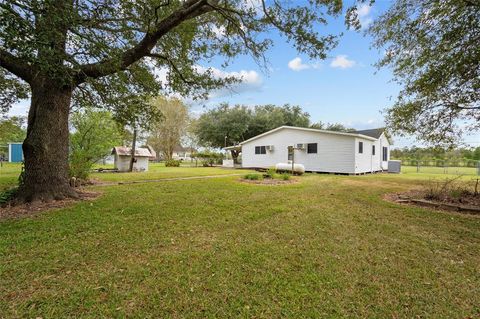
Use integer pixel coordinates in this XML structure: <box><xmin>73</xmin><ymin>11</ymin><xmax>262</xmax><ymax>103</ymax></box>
<box><xmin>295</xmin><ymin>143</ymin><xmax>306</xmax><ymax>150</ymax></box>
<box><xmin>266</xmin><ymin>145</ymin><xmax>274</xmax><ymax>151</ymax></box>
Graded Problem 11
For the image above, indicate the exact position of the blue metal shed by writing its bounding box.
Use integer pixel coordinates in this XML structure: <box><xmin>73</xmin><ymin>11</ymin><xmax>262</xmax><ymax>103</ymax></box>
<box><xmin>8</xmin><ymin>143</ymin><xmax>23</xmax><ymax>163</ymax></box>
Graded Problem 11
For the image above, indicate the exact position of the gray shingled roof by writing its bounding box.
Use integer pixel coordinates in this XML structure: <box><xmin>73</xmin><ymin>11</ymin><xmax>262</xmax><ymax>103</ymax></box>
<box><xmin>354</xmin><ymin>128</ymin><xmax>386</xmax><ymax>139</ymax></box>
<box><xmin>112</xmin><ymin>146</ymin><xmax>152</xmax><ymax>157</ymax></box>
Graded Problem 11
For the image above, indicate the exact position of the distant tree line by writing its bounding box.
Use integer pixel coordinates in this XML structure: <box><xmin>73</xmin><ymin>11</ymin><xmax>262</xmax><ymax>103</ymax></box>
<box><xmin>194</xmin><ymin>103</ymin><xmax>353</xmax><ymax>161</ymax></box>
<box><xmin>391</xmin><ymin>146</ymin><xmax>480</xmax><ymax>167</ymax></box>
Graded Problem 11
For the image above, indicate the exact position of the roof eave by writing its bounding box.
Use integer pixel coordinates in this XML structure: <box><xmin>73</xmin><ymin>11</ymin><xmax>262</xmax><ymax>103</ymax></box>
<box><xmin>239</xmin><ymin>126</ymin><xmax>378</xmax><ymax>145</ymax></box>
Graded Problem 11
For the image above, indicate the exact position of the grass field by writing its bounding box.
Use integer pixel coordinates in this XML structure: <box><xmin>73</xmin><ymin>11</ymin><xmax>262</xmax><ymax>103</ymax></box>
<box><xmin>0</xmin><ymin>163</ymin><xmax>21</xmax><ymax>192</ymax></box>
<box><xmin>0</xmin><ymin>163</ymin><xmax>252</xmax><ymax>190</ymax></box>
<box><xmin>91</xmin><ymin>163</ymin><xmax>252</xmax><ymax>183</ymax></box>
<box><xmin>402</xmin><ymin>165</ymin><xmax>479</xmax><ymax>176</ymax></box>
<box><xmin>1</xmin><ymin>165</ymin><xmax>480</xmax><ymax>317</ymax></box>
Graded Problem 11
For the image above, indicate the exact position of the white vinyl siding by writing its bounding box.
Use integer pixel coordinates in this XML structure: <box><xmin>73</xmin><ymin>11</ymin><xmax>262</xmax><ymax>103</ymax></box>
<box><xmin>239</xmin><ymin>127</ymin><xmax>391</xmax><ymax>174</ymax></box>
<box><xmin>114</xmin><ymin>155</ymin><xmax>149</xmax><ymax>172</ymax></box>
<box><xmin>379</xmin><ymin>133</ymin><xmax>390</xmax><ymax>170</ymax></box>
<box><xmin>242</xmin><ymin>128</ymin><xmax>355</xmax><ymax>173</ymax></box>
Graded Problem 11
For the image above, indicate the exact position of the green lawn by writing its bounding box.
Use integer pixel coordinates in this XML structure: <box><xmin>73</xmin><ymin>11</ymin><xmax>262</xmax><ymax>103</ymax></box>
<box><xmin>0</xmin><ymin>162</ymin><xmax>251</xmax><ymax>189</ymax></box>
<box><xmin>92</xmin><ymin>162</ymin><xmax>251</xmax><ymax>183</ymax></box>
<box><xmin>402</xmin><ymin>165</ymin><xmax>479</xmax><ymax>176</ymax></box>
<box><xmin>1</xmin><ymin>167</ymin><xmax>480</xmax><ymax>317</ymax></box>
<box><xmin>0</xmin><ymin>163</ymin><xmax>21</xmax><ymax>191</ymax></box>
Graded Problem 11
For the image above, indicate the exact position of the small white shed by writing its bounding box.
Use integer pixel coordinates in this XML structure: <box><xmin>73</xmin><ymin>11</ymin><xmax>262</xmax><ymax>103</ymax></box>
<box><xmin>112</xmin><ymin>146</ymin><xmax>152</xmax><ymax>172</ymax></box>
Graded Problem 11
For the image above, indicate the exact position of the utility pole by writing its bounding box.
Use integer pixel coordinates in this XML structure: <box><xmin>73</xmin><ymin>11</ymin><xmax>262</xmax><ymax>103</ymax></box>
<box><xmin>224</xmin><ymin>135</ymin><xmax>228</xmax><ymax>160</ymax></box>
<box><xmin>129</xmin><ymin>128</ymin><xmax>138</xmax><ymax>172</ymax></box>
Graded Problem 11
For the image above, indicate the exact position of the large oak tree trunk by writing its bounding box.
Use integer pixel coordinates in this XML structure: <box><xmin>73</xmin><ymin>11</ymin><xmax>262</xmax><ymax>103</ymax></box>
<box><xmin>17</xmin><ymin>80</ymin><xmax>77</xmax><ymax>202</ymax></box>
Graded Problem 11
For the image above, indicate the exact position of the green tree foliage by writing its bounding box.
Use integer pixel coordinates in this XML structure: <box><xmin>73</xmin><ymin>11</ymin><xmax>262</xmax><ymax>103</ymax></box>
<box><xmin>0</xmin><ymin>0</ymin><xmax>364</xmax><ymax>201</ymax></box>
<box><xmin>310</xmin><ymin>121</ymin><xmax>355</xmax><ymax>132</ymax></box>
<box><xmin>192</xmin><ymin>151</ymin><xmax>223</xmax><ymax>167</ymax></box>
<box><xmin>249</xmin><ymin>104</ymin><xmax>311</xmax><ymax>137</ymax></box>
<box><xmin>147</xmin><ymin>96</ymin><xmax>189</xmax><ymax>161</ymax></box>
<box><xmin>0</xmin><ymin>69</ymin><xmax>28</xmax><ymax>112</ymax></box>
<box><xmin>0</xmin><ymin>116</ymin><xmax>26</xmax><ymax>158</ymax></box>
<box><xmin>69</xmin><ymin>110</ymin><xmax>122</xmax><ymax>179</ymax></box>
<box><xmin>370</xmin><ymin>0</ymin><xmax>480</xmax><ymax>145</ymax></box>
<box><xmin>194</xmin><ymin>103</ymin><xmax>311</xmax><ymax>159</ymax></box>
<box><xmin>0</xmin><ymin>0</ymin><xmax>359</xmax><ymax>116</ymax></box>
<box><xmin>391</xmin><ymin>146</ymin><xmax>480</xmax><ymax>163</ymax></box>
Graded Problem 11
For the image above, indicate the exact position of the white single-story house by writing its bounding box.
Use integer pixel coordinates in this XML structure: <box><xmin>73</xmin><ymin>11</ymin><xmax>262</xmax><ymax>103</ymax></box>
<box><xmin>111</xmin><ymin>146</ymin><xmax>153</xmax><ymax>172</ymax></box>
<box><xmin>225</xmin><ymin>126</ymin><xmax>391</xmax><ymax>174</ymax></box>
<box><xmin>172</xmin><ymin>145</ymin><xmax>196</xmax><ymax>161</ymax></box>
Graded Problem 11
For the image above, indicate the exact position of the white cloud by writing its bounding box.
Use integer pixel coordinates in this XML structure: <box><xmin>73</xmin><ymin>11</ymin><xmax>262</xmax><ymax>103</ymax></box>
<box><xmin>287</xmin><ymin>57</ymin><xmax>322</xmax><ymax>71</ymax></box>
<box><xmin>357</xmin><ymin>4</ymin><xmax>373</xmax><ymax>29</ymax></box>
<box><xmin>357</xmin><ymin>3</ymin><xmax>371</xmax><ymax>17</ymax></box>
<box><xmin>211</xmin><ymin>25</ymin><xmax>226</xmax><ymax>38</ymax></box>
<box><xmin>330</xmin><ymin>55</ymin><xmax>356</xmax><ymax>69</ymax></box>
<box><xmin>153</xmin><ymin>66</ymin><xmax>168</xmax><ymax>83</ymax></box>
<box><xmin>193</xmin><ymin>66</ymin><xmax>263</xmax><ymax>100</ymax></box>
<box><xmin>288</xmin><ymin>57</ymin><xmax>309</xmax><ymax>71</ymax></box>
<box><xmin>195</xmin><ymin>66</ymin><xmax>262</xmax><ymax>87</ymax></box>
<box><xmin>152</xmin><ymin>64</ymin><xmax>262</xmax><ymax>100</ymax></box>
<box><xmin>7</xmin><ymin>99</ymin><xmax>30</xmax><ymax>117</ymax></box>
<box><xmin>243</xmin><ymin>0</ymin><xmax>263</xmax><ymax>14</ymax></box>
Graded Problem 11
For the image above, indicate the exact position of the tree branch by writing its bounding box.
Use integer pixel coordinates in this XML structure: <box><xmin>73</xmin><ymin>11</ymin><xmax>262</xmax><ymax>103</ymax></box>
<box><xmin>0</xmin><ymin>49</ymin><xmax>34</xmax><ymax>83</ymax></box>
<box><xmin>463</xmin><ymin>0</ymin><xmax>480</xmax><ymax>7</ymax></box>
<box><xmin>146</xmin><ymin>53</ymin><xmax>195</xmax><ymax>85</ymax></box>
<box><xmin>76</xmin><ymin>0</ymin><xmax>213</xmax><ymax>83</ymax></box>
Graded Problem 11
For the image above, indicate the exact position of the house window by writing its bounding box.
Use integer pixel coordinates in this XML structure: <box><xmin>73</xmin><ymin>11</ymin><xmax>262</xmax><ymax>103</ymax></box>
<box><xmin>382</xmin><ymin>147</ymin><xmax>388</xmax><ymax>161</ymax></box>
<box><xmin>358</xmin><ymin>142</ymin><xmax>363</xmax><ymax>154</ymax></box>
<box><xmin>372</xmin><ymin>145</ymin><xmax>375</xmax><ymax>155</ymax></box>
<box><xmin>255</xmin><ymin>146</ymin><xmax>266</xmax><ymax>154</ymax></box>
<box><xmin>307</xmin><ymin>143</ymin><xmax>317</xmax><ymax>154</ymax></box>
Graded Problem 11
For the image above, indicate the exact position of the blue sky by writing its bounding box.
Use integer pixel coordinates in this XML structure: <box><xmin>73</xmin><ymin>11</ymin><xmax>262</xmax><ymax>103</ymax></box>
<box><xmin>184</xmin><ymin>0</ymin><xmax>409</xmax><ymax>145</ymax></box>
<box><xmin>7</xmin><ymin>1</ymin><xmax>479</xmax><ymax>148</ymax></box>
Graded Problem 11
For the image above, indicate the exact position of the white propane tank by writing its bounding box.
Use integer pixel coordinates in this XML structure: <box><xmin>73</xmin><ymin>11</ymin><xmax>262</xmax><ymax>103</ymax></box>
<box><xmin>275</xmin><ymin>163</ymin><xmax>305</xmax><ymax>174</ymax></box>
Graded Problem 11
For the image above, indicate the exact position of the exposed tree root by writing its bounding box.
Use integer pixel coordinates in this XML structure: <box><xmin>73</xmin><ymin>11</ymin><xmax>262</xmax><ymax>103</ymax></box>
<box><xmin>1</xmin><ymin>189</ymin><xmax>100</xmax><ymax>220</ymax></box>
<box><xmin>14</xmin><ymin>184</ymin><xmax>79</xmax><ymax>204</ymax></box>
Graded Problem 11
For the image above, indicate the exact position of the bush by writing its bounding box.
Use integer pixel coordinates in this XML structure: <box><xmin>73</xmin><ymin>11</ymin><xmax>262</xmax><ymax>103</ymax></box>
<box><xmin>281</xmin><ymin>173</ymin><xmax>291</xmax><ymax>181</ymax></box>
<box><xmin>165</xmin><ymin>159</ymin><xmax>181</xmax><ymax>167</ymax></box>
<box><xmin>0</xmin><ymin>187</ymin><xmax>18</xmax><ymax>205</ymax></box>
<box><xmin>265</xmin><ymin>167</ymin><xmax>277</xmax><ymax>179</ymax></box>
<box><xmin>69</xmin><ymin>109</ymin><xmax>122</xmax><ymax>179</ymax></box>
<box><xmin>244</xmin><ymin>173</ymin><xmax>263</xmax><ymax>180</ymax></box>
<box><xmin>69</xmin><ymin>155</ymin><xmax>93</xmax><ymax>180</ymax></box>
<box><xmin>424</xmin><ymin>176</ymin><xmax>478</xmax><ymax>200</ymax></box>
<box><xmin>192</xmin><ymin>151</ymin><xmax>223</xmax><ymax>167</ymax></box>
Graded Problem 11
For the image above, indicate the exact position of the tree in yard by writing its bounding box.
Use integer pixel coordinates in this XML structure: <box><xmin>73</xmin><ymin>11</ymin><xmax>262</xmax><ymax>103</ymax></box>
<box><xmin>194</xmin><ymin>103</ymin><xmax>312</xmax><ymax>161</ymax></box>
<box><xmin>0</xmin><ymin>0</ymin><xmax>362</xmax><ymax>201</ymax></box>
<box><xmin>69</xmin><ymin>109</ymin><xmax>122</xmax><ymax>179</ymax></box>
<box><xmin>182</xmin><ymin>119</ymin><xmax>201</xmax><ymax>159</ymax></box>
<box><xmin>194</xmin><ymin>104</ymin><xmax>251</xmax><ymax>161</ymax></box>
<box><xmin>310</xmin><ymin>121</ymin><xmax>355</xmax><ymax>132</ymax></box>
<box><xmin>369</xmin><ymin>0</ymin><xmax>480</xmax><ymax>145</ymax></box>
<box><xmin>147</xmin><ymin>96</ymin><xmax>189</xmax><ymax>161</ymax></box>
<box><xmin>0</xmin><ymin>116</ymin><xmax>26</xmax><ymax>158</ymax></box>
<box><xmin>249</xmin><ymin>104</ymin><xmax>311</xmax><ymax>137</ymax></box>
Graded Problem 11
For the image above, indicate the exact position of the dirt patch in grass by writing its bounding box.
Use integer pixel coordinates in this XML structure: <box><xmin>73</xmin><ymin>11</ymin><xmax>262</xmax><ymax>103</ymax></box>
<box><xmin>385</xmin><ymin>190</ymin><xmax>480</xmax><ymax>215</ymax></box>
<box><xmin>240</xmin><ymin>177</ymin><xmax>299</xmax><ymax>186</ymax></box>
<box><xmin>0</xmin><ymin>189</ymin><xmax>101</xmax><ymax>220</ymax></box>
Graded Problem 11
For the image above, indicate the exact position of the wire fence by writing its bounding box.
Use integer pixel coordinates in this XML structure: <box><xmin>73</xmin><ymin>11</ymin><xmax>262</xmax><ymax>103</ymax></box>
<box><xmin>397</xmin><ymin>159</ymin><xmax>480</xmax><ymax>176</ymax></box>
